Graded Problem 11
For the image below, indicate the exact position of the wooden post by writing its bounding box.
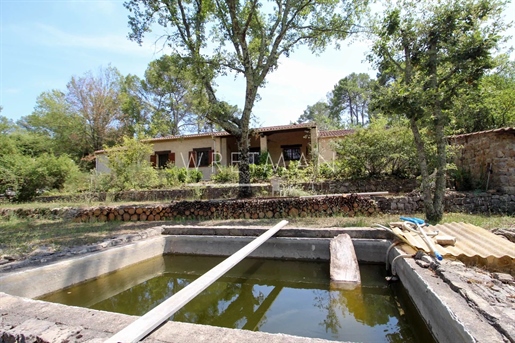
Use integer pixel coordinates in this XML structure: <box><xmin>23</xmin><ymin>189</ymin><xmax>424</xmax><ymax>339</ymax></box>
<box><xmin>105</xmin><ymin>220</ymin><xmax>289</xmax><ymax>343</ymax></box>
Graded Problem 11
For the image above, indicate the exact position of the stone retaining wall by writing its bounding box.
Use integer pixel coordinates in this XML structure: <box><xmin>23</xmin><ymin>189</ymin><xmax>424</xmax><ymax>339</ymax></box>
<box><xmin>299</xmin><ymin>177</ymin><xmax>418</xmax><ymax>194</ymax></box>
<box><xmin>34</xmin><ymin>177</ymin><xmax>418</xmax><ymax>203</ymax></box>
<box><xmin>377</xmin><ymin>191</ymin><xmax>515</xmax><ymax>214</ymax></box>
<box><xmin>72</xmin><ymin>194</ymin><xmax>377</xmax><ymax>222</ymax></box>
<box><xmin>35</xmin><ymin>185</ymin><xmax>270</xmax><ymax>203</ymax></box>
<box><xmin>2</xmin><ymin>191</ymin><xmax>514</xmax><ymax>222</ymax></box>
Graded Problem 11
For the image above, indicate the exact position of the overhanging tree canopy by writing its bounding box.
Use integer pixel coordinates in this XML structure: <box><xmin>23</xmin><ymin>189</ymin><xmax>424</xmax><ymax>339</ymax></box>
<box><xmin>368</xmin><ymin>0</ymin><xmax>507</xmax><ymax>222</ymax></box>
<box><xmin>124</xmin><ymin>0</ymin><xmax>368</xmax><ymax>197</ymax></box>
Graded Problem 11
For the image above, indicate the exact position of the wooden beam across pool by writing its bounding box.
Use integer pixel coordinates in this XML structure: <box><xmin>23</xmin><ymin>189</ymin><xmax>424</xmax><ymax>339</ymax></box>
<box><xmin>105</xmin><ymin>220</ymin><xmax>289</xmax><ymax>343</ymax></box>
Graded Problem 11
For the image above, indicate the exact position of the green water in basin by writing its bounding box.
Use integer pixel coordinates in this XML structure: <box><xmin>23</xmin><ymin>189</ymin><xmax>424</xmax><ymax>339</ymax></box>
<box><xmin>40</xmin><ymin>255</ymin><xmax>436</xmax><ymax>343</ymax></box>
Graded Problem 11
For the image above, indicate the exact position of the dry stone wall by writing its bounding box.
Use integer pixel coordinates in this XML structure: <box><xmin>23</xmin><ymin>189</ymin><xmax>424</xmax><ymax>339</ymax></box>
<box><xmin>299</xmin><ymin>177</ymin><xmax>417</xmax><ymax>194</ymax></box>
<box><xmin>35</xmin><ymin>186</ymin><xmax>269</xmax><ymax>203</ymax></box>
<box><xmin>3</xmin><ymin>191</ymin><xmax>514</xmax><ymax>222</ymax></box>
<box><xmin>34</xmin><ymin>177</ymin><xmax>418</xmax><ymax>204</ymax></box>
<box><xmin>376</xmin><ymin>191</ymin><xmax>515</xmax><ymax>214</ymax></box>
<box><xmin>72</xmin><ymin>194</ymin><xmax>377</xmax><ymax>222</ymax></box>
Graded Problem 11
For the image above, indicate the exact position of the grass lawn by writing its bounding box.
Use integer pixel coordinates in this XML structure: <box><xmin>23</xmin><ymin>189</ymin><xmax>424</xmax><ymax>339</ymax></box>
<box><xmin>0</xmin><ymin>210</ymin><xmax>513</xmax><ymax>259</ymax></box>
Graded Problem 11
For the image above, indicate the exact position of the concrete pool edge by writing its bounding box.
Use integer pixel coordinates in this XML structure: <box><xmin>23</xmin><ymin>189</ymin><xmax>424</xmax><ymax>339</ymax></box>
<box><xmin>0</xmin><ymin>226</ymin><xmax>505</xmax><ymax>342</ymax></box>
<box><xmin>391</xmin><ymin>249</ymin><xmax>506</xmax><ymax>343</ymax></box>
<box><xmin>0</xmin><ymin>292</ymin><xmax>338</xmax><ymax>343</ymax></box>
<box><xmin>0</xmin><ymin>237</ymin><xmax>167</xmax><ymax>299</ymax></box>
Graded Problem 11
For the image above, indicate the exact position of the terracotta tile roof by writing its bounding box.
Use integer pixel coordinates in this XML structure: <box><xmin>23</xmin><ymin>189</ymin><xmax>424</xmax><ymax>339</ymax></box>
<box><xmin>145</xmin><ymin>122</ymin><xmax>317</xmax><ymax>142</ymax></box>
<box><xmin>318</xmin><ymin>129</ymin><xmax>354</xmax><ymax>138</ymax></box>
<box><xmin>448</xmin><ymin>127</ymin><xmax>515</xmax><ymax>139</ymax></box>
<box><xmin>146</xmin><ymin>130</ymin><xmax>230</xmax><ymax>143</ymax></box>
<box><xmin>254</xmin><ymin>122</ymin><xmax>316</xmax><ymax>132</ymax></box>
<box><xmin>94</xmin><ymin>122</ymin><xmax>326</xmax><ymax>154</ymax></box>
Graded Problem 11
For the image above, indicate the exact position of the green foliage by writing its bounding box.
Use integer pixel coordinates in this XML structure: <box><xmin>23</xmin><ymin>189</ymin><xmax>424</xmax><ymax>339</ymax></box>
<box><xmin>17</xmin><ymin>90</ymin><xmax>87</xmax><ymax>164</ymax></box>
<box><xmin>249</xmin><ymin>164</ymin><xmax>274</xmax><ymax>182</ymax></box>
<box><xmin>0</xmin><ymin>123</ymin><xmax>79</xmax><ymax>202</ymax></box>
<box><xmin>0</xmin><ymin>132</ymin><xmax>18</xmax><ymax>156</ymax></box>
<box><xmin>368</xmin><ymin>0</ymin><xmax>507</xmax><ymax>222</ymax></box>
<box><xmin>318</xmin><ymin>160</ymin><xmax>348</xmax><ymax>180</ymax></box>
<box><xmin>0</xmin><ymin>153</ymin><xmax>76</xmax><ymax>202</ymax></box>
<box><xmin>97</xmin><ymin>136</ymin><xmax>158</xmax><ymax>191</ymax></box>
<box><xmin>281</xmin><ymin>186</ymin><xmax>313</xmax><ymax>197</ymax></box>
<box><xmin>159</xmin><ymin>165</ymin><xmax>182</xmax><ymax>187</ymax></box>
<box><xmin>60</xmin><ymin>169</ymin><xmax>91</xmax><ymax>194</ymax></box>
<box><xmin>175</xmin><ymin>168</ymin><xmax>190</xmax><ymax>184</ymax></box>
<box><xmin>17</xmin><ymin>66</ymin><xmax>126</xmax><ymax>167</ymax></box>
<box><xmin>124</xmin><ymin>0</ymin><xmax>367</xmax><ymax>197</ymax></box>
<box><xmin>333</xmin><ymin>118</ymin><xmax>421</xmax><ymax>178</ymax></box>
<box><xmin>211</xmin><ymin>166</ymin><xmax>239</xmax><ymax>183</ymax></box>
<box><xmin>329</xmin><ymin>73</ymin><xmax>375</xmax><ymax>126</ymax></box>
<box><xmin>447</xmin><ymin>164</ymin><xmax>475</xmax><ymax>191</ymax></box>
<box><xmin>160</xmin><ymin>165</ymin><xmax>204</xmax><ymax>186</ymax></box>
<box><xmin>451</xmin><ymin>59</ymin><xmax>515</xmax><ymax>133</ymax></box>
<box><xmin>296</xmin><ymin>101</ymin><xmax>340</xmax><ymax>130</ymax></box>
<box><xmin>189</xmin><ymin>169</ymin><xmax>204</xmax><ymax>183</ymax></box>
<box><xmin>7</xmin><ymin>131</ymin><xmax>54</xmax><ymax>157</ymax></box>
<box><xmin>145</xmin><ymin>55</ymin><xmax>210</xmax><ymax>136</ymax></box>
<box><xmin>0</xmin><ymin>114</ymin><xmax>15</xmax><ymax>135</ymax></box>
<box><xmin>277</xmin><ymin>161</ymin><xmax>316</xmax><ymax>184</ymax></box>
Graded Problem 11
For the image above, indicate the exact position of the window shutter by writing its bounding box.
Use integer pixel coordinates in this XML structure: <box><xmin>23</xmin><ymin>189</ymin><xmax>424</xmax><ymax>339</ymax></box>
<box><xmin>208</xmin><ymin>150</ymin><xmax>214</xmax><ymax>165</ymax></box>
<box><xmin>168</xmin><ymin>152</ymin><xmax>175</xmax><ymax>165</ymax></box>
<box><xmin>188</xmin><ymin>151</ymin><xmax>195</xmax><ymax>168</ymax></box>
<box><xmin>150</xmin><ymin>154</ymin><xmax>156</xmax><ymax>167</ymax></box>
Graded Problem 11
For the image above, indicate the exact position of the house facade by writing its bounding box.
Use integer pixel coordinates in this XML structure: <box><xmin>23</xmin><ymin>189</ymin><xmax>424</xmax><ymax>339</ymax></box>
<box><xmin>95</xmin><ymin>123</ymin><xmax>352</xmax><ymax>179</ymax></box>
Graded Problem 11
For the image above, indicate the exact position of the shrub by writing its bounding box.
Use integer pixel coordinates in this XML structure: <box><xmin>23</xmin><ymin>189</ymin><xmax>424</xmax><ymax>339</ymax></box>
<box><xmin>61</xmin><ymin>168</ymin><xmax>90</xmax><ymax>194</ymax></box>
<box><xmin>101</xmin><ymin>136</ymin><xmax>159</xmax><ymax>191</ymax></box>
<box><xmin>281</xmin><ymin>185</ymin><xmax>312</xmax><ymax>197</ymax></box>
<box><xmin>171</xmin><ymin>167</ymin><xmax>203</xmax><ymax>184</ymax></box>
<box><xmin>0</xmin><ymin>153</ymin><xmax>76</xmax><ymax>202</ymax></box>
<box><xmin>277</xmin><ymin>161</ymin><xmax>315</xmax><ymax>184</ymax></box>
<box><xmin>318</xmin><ymin>160</ymin><xmax>347</xmax><ymax>180</ymax></box>
<box><xmin>249</xmin><ymin>164</ymin><xmax>274</xmax><ymax>182</ymax></box>
<box><xmin>188</xmin><ymin>169</ymin><xmax>204</xmax><ymax>183</ymax></box>
<box><xmin>211</xmin><ymin>166</ymin><xmax>239</xmax><ymax>183</ymax></box>
<box><xmin>448</xmin><ymin>164</ymin><xmax>475</xmax><ymax>191</ymax></box>
<box><xmin>160</xmin><ymin>164</ymin><xmax>182</xmax><ymax>187</ymax></box>
<box><xmin>333</xmin><ymin>117</ymin><xmax>421</xmax><ymax>178</ymax></box>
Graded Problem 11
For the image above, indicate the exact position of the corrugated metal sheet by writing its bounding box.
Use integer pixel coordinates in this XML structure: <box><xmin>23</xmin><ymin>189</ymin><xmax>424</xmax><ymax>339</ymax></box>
<box><xmin>393</xmin><ymin>222</ymin><xmax>515</xmax><ymax>270</ymax></box>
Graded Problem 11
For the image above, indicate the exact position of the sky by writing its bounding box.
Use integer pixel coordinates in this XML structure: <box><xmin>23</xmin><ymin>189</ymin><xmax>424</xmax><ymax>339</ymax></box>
<box><xmin>1</xmin><ymin>0</ymin><xmax>514</xmax><ymax>128</ymax></box>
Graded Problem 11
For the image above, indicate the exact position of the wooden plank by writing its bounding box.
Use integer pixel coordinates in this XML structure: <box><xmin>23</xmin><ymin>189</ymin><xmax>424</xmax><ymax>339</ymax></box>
<box><xmin>105</xmin><ymin>220</ymin><xmax>289</xmax><ymax>343</ymax></box>
<box><xmin>329</xmin><ymin>234</ymin><xmax>361</xmax><ymax>290</ymax></box>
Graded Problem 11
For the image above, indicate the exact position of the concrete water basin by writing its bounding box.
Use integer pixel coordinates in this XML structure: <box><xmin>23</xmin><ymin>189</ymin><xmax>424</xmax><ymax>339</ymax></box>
<box><xmin>0</xmin><ymin>226</ymin><xmax>509</xmax><ymax>342</ymax></box>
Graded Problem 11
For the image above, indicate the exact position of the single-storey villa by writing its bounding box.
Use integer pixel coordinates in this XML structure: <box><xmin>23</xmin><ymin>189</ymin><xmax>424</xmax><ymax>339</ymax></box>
<box><xmin>95</xmin><ymin>123</ymin><xmax>353</xmax><ymax>179</ymax></box>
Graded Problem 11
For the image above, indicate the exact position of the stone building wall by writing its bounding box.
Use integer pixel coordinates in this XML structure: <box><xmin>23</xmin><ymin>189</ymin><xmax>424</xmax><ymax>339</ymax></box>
<box><xmin>451</xmin><ymin>128</ymin><xmax>515</xmax><ymax>194</ymax></box>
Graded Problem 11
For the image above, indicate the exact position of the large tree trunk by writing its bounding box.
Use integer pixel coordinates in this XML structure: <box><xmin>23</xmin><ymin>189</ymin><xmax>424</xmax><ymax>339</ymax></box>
<box><xmin>238</xmin><ymin>139</ymin><xmax>252</xmax><ymax>198</ymax></box>
<box><xmin>237</xmin><ymin>84</ymin><xmax>257</xmax><ymax>198</ymax></box>
<box><xmin>430</xmin><ymin>112</ymin><xmax>446</xmax><ymax>223</ymax></box>
<box><xmin>403</xmin><ymin>34</ymin><xmax>445</xmax><ymax>224</ymax></box>
<box><xmin>237</xmin><ymin>135</ymin><xmax>252</xmax><ymax>198</ymax></box>
<box><xmin>426</xmin><ymin>36</ymin><xmax>445</xmax><ymax>223</ymax></box>
<box><xmin>409</xmin><ymin>117</ymin><xmax>437</xmax><ymax>220</ymax></box>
